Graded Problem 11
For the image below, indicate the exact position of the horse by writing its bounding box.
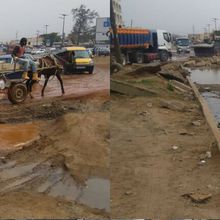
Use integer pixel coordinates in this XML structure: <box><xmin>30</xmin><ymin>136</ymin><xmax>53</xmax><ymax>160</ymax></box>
<box><xmin>26</xmin><ymin>54</ymin><xmax>65</xmax><ymax>97</ymax></box>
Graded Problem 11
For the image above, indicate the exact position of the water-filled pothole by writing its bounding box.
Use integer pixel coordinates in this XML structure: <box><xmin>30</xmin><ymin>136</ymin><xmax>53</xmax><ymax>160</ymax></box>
<box><xmin>0</xmin><ymin>122</ymin><xmax>40</xmax><ymax>151</ymax></box>
<box><xmin>0</xmin><ymin>159</ymin><xmax>110</xmax><ymax>211</ymax></box>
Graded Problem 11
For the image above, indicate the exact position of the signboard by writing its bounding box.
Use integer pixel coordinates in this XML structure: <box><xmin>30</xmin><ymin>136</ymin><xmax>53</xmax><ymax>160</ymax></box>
<box><xmin>96</xmin><ymin>17</ymin><xmax>110</xmax><ymax>45</ymax></box>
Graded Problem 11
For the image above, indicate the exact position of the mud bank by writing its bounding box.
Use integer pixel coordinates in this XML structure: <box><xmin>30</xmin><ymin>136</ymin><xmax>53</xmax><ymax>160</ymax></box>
<box><xmin>111</xmin><ymin>62</ymin><xmax>220</xmax><ymax>219</ymax></box>
<box><xmin>0</xmin><ymin>77</ymin><xmax>110</xmax><ymax>219</ymax></box>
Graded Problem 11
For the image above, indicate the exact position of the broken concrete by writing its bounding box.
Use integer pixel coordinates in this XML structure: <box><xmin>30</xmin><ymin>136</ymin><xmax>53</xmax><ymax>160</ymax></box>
<box><xmin>111</xmin><ymin>79</ymin><xmax>157</xmax><ymax>96</ymax></box>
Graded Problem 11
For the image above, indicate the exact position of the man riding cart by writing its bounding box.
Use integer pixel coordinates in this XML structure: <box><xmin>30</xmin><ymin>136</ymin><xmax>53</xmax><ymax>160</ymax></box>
<box><xmin>12</xmin><ymin>37</ymin><xmax>41</xmax><ymax>81</ymax></box>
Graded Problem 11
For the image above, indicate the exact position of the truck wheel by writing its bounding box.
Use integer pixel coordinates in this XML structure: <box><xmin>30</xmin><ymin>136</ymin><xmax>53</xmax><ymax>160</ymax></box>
<box><xmin>8</xmin><ymin>83</ymin><xmax>27</xmax><ymax>104</ymax></box>
<box><xmin>136</xmin><ymin>53</ymin><xmax>144</xmax><ymax>64</ymax></box>
<box><xmin>160</xmin><ymin>51</ymin><xmax>169</xmax><ymax>62</ymax></box>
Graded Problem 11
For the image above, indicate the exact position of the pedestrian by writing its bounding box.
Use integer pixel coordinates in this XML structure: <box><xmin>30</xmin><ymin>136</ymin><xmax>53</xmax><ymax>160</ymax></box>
<box><xmin>12</xmin><ymin>37</ymin><xmax>40</xmax><ymax>81</ymax></box>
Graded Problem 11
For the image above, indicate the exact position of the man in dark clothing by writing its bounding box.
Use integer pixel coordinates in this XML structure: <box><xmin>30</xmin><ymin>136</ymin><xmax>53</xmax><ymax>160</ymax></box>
<box><xmin>12</xmin><ymin>37</ymin><xmax>40</xmax><ymax>81</ymax></box>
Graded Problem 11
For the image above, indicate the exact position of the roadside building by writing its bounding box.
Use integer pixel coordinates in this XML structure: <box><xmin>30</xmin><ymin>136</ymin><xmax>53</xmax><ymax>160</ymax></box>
<box><xmin>112</xmin><ymin>0</ymin><xmax>123</xmax><ymax>26</ymax></box>
<box><xmin>9</xmin><ymin>36</ymin><xmax>43</xmax><ymax>47</ymax></box>
<box><xmin>188</xmin><ymin>33</ymin><xmax>205</xmax><ymax>43</ymax></box>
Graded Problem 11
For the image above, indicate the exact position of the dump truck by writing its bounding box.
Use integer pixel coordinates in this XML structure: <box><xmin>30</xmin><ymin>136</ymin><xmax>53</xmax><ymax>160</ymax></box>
<box><xmin>111</xmin><ymin>28</ymin><xmax>172</xmax><ymax>64</ymax></box>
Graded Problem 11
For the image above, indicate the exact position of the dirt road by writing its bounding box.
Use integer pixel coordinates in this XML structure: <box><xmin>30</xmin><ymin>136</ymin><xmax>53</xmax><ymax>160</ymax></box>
<box><xmin>0</xmin><ymin>57</ymin><xmax>110</xmax><ymax>218</ymax></box>
<box><xmin>111</xmin><ymin>70</ymin><xmax>220</xmax><ymax>219</ymax></box>
<box><xmin>0</xmin><ymin>56</ymin><xmax>109</xmax><ymax>104</ymax></box>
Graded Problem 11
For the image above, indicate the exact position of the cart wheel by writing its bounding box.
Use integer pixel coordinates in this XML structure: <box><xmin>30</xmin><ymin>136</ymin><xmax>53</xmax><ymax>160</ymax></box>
<box><xmin>8</xmin><ymin>83</ymin><xmax>28</xmax><ymax>104</ymax></box>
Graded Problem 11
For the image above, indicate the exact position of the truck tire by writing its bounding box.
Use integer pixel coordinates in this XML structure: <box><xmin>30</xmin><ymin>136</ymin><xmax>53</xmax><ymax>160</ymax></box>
<box><xmin>8</xmin><ymin>83</ymin><xmax>27</xmax><ymax>104</ymax></box>
<box><xmin>160</xmin><ymin>50</ymin><xmax>169</xmax><ymax>62</ymax></box>
<box><xmin>135</xmin><ymin>53</ymin><xmax>144</xmax><ymax>64</ymax></box>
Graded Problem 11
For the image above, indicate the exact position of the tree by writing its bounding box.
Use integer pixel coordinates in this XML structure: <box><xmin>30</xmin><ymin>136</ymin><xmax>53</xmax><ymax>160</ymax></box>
<box><xmin>40</xmin><ymin>32</ymin><xmax>61</xmax><ymax>47</ymax></box>
<box><xmin>110</xmin><ymin>0</ymin><xmax>123</xmax><ymax>65</ymax></box>
<box><xmin>70</xmin><ymin>4</ymin><xmax>98</xmax><ymax>45</ymax></box>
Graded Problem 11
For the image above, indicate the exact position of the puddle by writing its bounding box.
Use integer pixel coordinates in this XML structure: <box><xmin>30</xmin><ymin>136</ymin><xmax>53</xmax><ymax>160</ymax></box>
<box><xmin>48</xmin><ymin>175</ymin><xmax>110</xmax><ymax>211</ymax></box>
<box><xmin>202</xmin><ymin>91</ymin><xmax>220</xmax><ymax>123</ymax></box>
<box><xmin>190</xmin><ymin>68</ymin><xmax>220</xmax><ymax>84</ymax></box>
<box><xmin>0</xmin><ymin>162</ymin><xmax>39</xmax><ymax>180</ymax></box>
<box><xmin>0</xmin><ymin>122</ymin><xmax>40</xmax><ymax>151</ymax></box>
<box><xmin>191</xmin><ymin>68</ymin><xmax>220</xmax><ymax>123</ymax></box>
<box><xmin>0</xmin><ymin>174</ymin><xmax>39</xmax><ymax>192</ymax></box>
<box><xmin>0</xmin><ymin>158</ymin><xmax>110</xmax><ymax>212</ymax></box>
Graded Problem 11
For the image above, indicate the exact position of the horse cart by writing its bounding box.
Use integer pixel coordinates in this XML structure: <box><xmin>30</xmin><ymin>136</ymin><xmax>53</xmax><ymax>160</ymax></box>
<box><xmin>0</xmin><ymin>55</ymin><xmax>64</xmax><ymax>104</ymax></box>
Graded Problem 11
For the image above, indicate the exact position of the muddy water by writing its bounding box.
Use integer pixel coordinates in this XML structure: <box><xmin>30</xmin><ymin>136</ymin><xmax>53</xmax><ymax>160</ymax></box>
<box><xmin>0</xmin><ymin>123</ymin><xmax>40</xmax><ymax>151</ymax></box>
<box><xmin>48</xmin><ymin>176</ymin><xmax>110</xmax><ymax>211</ymax></box>
<box><xmin>191</xmin><ymin>68</ymin><xmax>220</xmax><ymax>84</ymax></box>
<box><xmin>191</xmin><ymin>68</ymin><xmax>220</xmax><ymax>123</ymax></box>
<box><xmin>0</xmin><ymin>159</ymin><xmax>110</xmax><ymax>212</ymax></box>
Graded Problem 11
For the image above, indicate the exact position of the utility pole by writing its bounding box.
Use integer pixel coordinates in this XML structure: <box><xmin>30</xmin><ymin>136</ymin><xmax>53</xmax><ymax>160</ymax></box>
<box><xmin>131</xmin><ymin>19</ymin><xmax>133</xmax><ymax>28</ymax></box>
<box><xmin>60</xmin><ymin>14</ymin><xmax>68</xmax><ymax>47</ymax></box>
<box><xmin>36</xmin><ymin>30</ymin><xmax>40</xmax><ymax>46</ymax></box>
<box><xmin>44</xmin><ymin>24</ymin><xmax>49</xmax><ymax>46</ymax></box>
<box><xmin>207</xmin><ymin>24</ymin><xmax>211</xmax><ymax>34</ymax></box>
<box><xmin>212</xmin><ymin>18</ymin><xmax>218</xmax><ymax>31</ymax></box>
<box><xmin>192</xmin><ymin>25</ymin><xmax>195</xmax><ymax>41</ymax></box>
<box><xmin>44</xmin><ymin>24</ymin><xmax>49</xmax><ymax>35</ymax></box>
<box><xmin>110</xmin><ymin>0</ymin><xmax>123</xmax><ymax>65</ymax></box>
<box><xmin>16</xmin><ymin>31</ymin><xmax>18</xmax><ymax>42</ymax></box>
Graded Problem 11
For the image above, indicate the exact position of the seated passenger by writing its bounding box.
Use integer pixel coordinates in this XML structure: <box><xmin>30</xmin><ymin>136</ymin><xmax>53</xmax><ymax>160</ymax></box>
<box><xmin>12</xmin><ymin>37</ymin><xmax>40</xmax><ymax>81</ymax></box>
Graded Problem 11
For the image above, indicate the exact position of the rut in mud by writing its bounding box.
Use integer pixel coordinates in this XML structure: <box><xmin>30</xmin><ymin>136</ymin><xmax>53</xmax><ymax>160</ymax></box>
<box><xmin>0</xmin><ymin>110</ymin><xmax>109</xmax><ymax>218</ymax></box>
<box><xmin>0</xmin><ymin>57</ymin><xmax>110</xmax><ymax>218</ymax></box>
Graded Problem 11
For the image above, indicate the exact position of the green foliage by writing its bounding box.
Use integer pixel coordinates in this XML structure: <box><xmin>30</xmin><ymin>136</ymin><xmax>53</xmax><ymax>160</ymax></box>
<box><xmin>70</xmin><ymin>4</ymin><xmax>98</xmax><ymax>44</ymax></box>
<box><xmin>40</xmin><ymin>33</ymin><xmax>61</xmax><ymax>47</ymax></box>
<box><xmin>167</xmin><ymin>80</ymin><xmax>174</xmax><ymax>91</ymax></box>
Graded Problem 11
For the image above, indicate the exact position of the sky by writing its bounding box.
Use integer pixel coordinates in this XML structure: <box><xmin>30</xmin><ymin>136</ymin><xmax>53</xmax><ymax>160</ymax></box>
<box><xmin>0</xmin><ymin>0</ymin><xmax>109</xmax><ymax>42</ymax></box>
<box><xmin>121</xmin><ymin>0</ymin><xmax>220</xmax><ymax>35</ymax></box>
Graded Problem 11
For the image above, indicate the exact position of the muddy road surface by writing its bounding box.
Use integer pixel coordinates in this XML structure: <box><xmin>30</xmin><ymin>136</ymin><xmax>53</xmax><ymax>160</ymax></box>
<box><xmin>0</xmin><ymin>57</ymin><xmax>110</xmax><ymax>218</ymax></box>
<box><xmin>0</xmin><ymin>56</ymin><xmax>109</xmax><ymax>105</ymax></box>
<box><xmin>111</xmin><ymin>70</ymin><xmax>220</xmax><ymax>219</ymax></box>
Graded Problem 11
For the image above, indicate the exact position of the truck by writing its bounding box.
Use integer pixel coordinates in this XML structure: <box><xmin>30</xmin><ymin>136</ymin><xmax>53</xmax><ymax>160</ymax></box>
<box><xmin>111</xmin><ymin>27</ymin><xmax>172</xmax><ymax>64</ymax></box>
<box><xmin>175</xmin><ymin>37</ymin><xmax>191</xmax><ymax>54</ymax></box>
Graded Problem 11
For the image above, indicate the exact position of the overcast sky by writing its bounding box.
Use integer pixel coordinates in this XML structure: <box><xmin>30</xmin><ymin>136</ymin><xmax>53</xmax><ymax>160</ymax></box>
<box><xmin>0</xmin><ymin>0</ymin><xmax>109</xmax><ymax>42</ymax></box>
<box><xmin>121</xmin><ymin>0</ymin><xmax>220</xmax><ymax>35</ymax></box>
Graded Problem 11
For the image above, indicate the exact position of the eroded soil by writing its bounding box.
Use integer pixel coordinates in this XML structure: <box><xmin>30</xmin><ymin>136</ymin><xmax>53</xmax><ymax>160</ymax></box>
<box><xmin>0</xmin><ymin>57</ymin><xmax>110</xmax><ymax>218</ymax></box>
<box><xmin>111</xmin><ymin>71</ymin><xmax>220</xmax><ymax>219</ymax></box>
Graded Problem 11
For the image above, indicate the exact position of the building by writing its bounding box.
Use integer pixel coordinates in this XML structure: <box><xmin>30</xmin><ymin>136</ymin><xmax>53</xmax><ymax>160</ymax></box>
<box><xmin>112</xmin><ymin>0</ymin><xmax>123</xmax><ymax>26</ymax></box>
<box><xmin>188</xmin><ymin>33</ymin><xmax>205</xmax><ymax>43</ymax></box>
<box><xmin>9</xmin><ymin>36</ymin><xmax>43</xmax><ymax>47</ymax></box>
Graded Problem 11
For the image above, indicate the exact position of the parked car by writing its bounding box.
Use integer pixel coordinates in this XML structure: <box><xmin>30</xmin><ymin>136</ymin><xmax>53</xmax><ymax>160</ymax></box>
<box><xmin>31</xmin><ymin>48</ymin><xmax>46</xmax><ymax>55</ymax></box>
<box><xmin>0</xmin><ymin>54</ymin><xmax>13</xmax><ymax>64</ymax></box>
<box><xmin>96</xmin><ymin>47</ymin><xmax>110</xmax><ymax>56</ymax></box>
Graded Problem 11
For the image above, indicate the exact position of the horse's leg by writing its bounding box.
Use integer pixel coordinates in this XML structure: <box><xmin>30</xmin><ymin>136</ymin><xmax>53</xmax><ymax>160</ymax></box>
<box><xmin>26</xmin><ymin>79</ymin><xmax>34</xmax><ymax>99</ymax></box>
<box><xmin>56</xmin><ymin>71</ymin><xmax>65</xmax><ymax>95</ymax></box>
<box><xmin>42</xmin><ymin>75</ymin><xmax>49</xmax><ymax>97</ymax></box>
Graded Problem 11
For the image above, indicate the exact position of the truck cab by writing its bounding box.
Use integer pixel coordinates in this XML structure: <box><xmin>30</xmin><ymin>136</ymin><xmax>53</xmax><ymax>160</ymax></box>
<box><xmin>176</xmin><ymin>37</ymin><xmax>191</xmax><ymax>54</ymax></box>
<box><xmin>157</xmin><ymin>30</ymin><xmax>172</xmax><ymax>61</ymax></box>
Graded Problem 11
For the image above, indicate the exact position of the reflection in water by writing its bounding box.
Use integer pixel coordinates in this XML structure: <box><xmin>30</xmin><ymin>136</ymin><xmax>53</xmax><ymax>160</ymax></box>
<box><xmin>0</xmin><ymin>122</ymin><xmax>39</xmax><ymax>150</ymax></box>
<box><xmin>191</xmin><ymin>68</ymin><xmax>220</xmax><ymax>123</ymax></box>
<box><xmin>202</xmin><ymin>92</ymin><xmax>220</xmax><ymax>123</ymax></box>
<box><xmin>191</xmin><ymin>68</ymin><xmax>220</xmax><ymax>84</ymax></box>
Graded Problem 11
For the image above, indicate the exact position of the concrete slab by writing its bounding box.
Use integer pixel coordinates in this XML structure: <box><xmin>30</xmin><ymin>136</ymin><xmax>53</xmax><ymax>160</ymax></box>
<box><xmin>187</xmin><ymin>76</ymin><xmax>220</xmax><ymax>150</ymax></box>
<box><xmin>110</xmin><ymin>79</ymin><xmax>157</xmax><ymax>96</ymax></box>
